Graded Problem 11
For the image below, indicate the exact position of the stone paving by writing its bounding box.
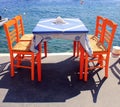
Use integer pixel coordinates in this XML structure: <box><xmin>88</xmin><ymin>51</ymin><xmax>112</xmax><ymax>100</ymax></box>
<box><xmin>0</xmin><ymin>53</ymin><xmax>120</xmax><ymax>107</ymax></box>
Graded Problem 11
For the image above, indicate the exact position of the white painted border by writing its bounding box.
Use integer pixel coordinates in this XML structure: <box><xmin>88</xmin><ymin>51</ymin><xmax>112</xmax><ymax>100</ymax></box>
<box><xmin>0</xmin><ymin>52</ymin><xmax>119</xmax><ymax>58</ymax></box>
<box><xmin>0</xmin><ymin>53</ymin><xmax>73</xmax><ymax>57</ymax></box>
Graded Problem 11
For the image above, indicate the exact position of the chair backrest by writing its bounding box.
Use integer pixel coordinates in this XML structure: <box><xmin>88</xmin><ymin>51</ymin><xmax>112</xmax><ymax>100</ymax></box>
<box><xmin>13</xmin><ymin>15</ymin><xmax>25</xmax><ymax>40</ymax></box>
<box><xmin>101</xmin><ymin>18</ymin><xmax>118</xmax><ymax>52</ymax></box>
<box><xmin>4</xmin><ymin>19</ymin><xmax>19</xmax><ymax>52</ymax></box>
<box><xmin>94</xmin><ymin>16</ymin><xmax>106</xmax><ymax>42</ymax></box>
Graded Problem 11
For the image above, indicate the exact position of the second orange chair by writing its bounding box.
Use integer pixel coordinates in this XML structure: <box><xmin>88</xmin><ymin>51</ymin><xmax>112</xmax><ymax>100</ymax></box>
<box><xmin>80</xmin><ymin>18</ymin><xmax>118</xmax><ymax>81</ymax></box>
<box><xmin>4</xmin><ymin>18</ymin><xmax>42</xmax><ymax>81</ymax></box>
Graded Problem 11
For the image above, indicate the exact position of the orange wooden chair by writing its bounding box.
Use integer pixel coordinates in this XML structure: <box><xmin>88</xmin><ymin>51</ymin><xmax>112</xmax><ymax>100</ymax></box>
<box><xmin>13</xmin><ymin>15</ymin><xmax>47</xmax><ymax>57</ymax></box>
<box><xmin>4</xmin><ymin>19</ymin><xmax>41</xmax><ymax>81</ymax></box>
<box><xmin>85</xmin><ymin>16</ymin><xmax>106</xmax><ymax>67</ymax></box>
<box><xmin>79</xmin><ymin>16</ymin><xmax>106</xmax><ymax>80</ymax></box>
<box><xmin>81</xmin><ymin>18</ymin><xmax>118</xmax><ymax>81</ymax></box>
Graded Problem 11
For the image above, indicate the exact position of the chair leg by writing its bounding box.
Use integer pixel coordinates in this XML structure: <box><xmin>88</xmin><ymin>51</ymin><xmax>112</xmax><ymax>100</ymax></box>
<box><xmin>105</xmin><ymin>54</ymin><xmax>110</xmax><ymax>78</ymax></box>
<box><xmin>98</xmin><ymin>55</ymin><xmax>103</xmax><ymax>66</ymax></box>
<box><xmin>10</xmin><ymin>58</ymin><xmax>15</xmax><ymax>77</ymax></box>
<box><xmin>11</xmin><ymin>61</ymin><xmax>15</xmax><ymax>77</ymax></box>
<box><xmin>31</xmin><ymin>54</ymin><xmax>34</xmax><ymax>81</ymax></box>
<box><xmin>79</xmin><ymin>45</ymin><xmax>84</xmax><ymax>80</ymax></box>
<box><xmin>16</xmin><ymin>54</ymin><xmax>22</xmax><ymax>67</ymax></box>
<box><xmin>84</xmin><ymin>53</ymin><xmax>88</xmax><ymax>82</ymax></box>
<box><xmin>73</xmin><ymin>41</ymin><xmax>76</xmax><ymax>56</ymax></box>
<box><xmin>44</xmin><ymin>41</ymin><xmax>47</xmax><ymax>57</ymax></box>
<box><xmin>37</xmin><ymin>43</ymin><xmax>42</xmax><ymax>82</ymax></box>
<box><xmin>77</xmin><ymin>41</ymin><xmax>80</xmax><ymax>57</ymax></box>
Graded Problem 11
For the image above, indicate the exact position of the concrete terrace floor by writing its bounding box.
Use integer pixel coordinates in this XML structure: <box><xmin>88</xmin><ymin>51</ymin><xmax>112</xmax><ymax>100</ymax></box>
<box><xmin>0</xmin><ymin>53</ymin><xmax>120</xmax><ymax>107</ymax></box>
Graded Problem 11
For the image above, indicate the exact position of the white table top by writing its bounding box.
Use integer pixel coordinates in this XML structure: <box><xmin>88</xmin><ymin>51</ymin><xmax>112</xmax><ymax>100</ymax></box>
<box><xmin>32</xmin><ymin>18</ymin><xmax>88</xmax><ymax>34</ymax></box>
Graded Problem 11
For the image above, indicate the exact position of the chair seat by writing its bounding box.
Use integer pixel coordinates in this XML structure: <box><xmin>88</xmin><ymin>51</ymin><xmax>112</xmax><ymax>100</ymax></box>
<box><xmin>13</xmin><ymin>41</ymin><xmax>31</xmax><ymax>51</ymax></box>
<box><xmin>89</xmin><ymin>36</ymin><xmax>107</xmax><ymax>52</ymax></box>
<box><xmin>20</xmin><ymin>34</ymin><xmax>34</xmax><ymax>41</ymax></box>
<box><xmin>88</xmin><ymin>34</ymin><xmax>99</xmax><ymax>41</ymax></box>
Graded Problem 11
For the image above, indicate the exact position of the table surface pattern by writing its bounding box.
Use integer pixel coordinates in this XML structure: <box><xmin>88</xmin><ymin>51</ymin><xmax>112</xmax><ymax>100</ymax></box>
<box><xmin>32</xmin><ymin>18</ymin><xmax>89</xmax><ymax>34</ymax></box>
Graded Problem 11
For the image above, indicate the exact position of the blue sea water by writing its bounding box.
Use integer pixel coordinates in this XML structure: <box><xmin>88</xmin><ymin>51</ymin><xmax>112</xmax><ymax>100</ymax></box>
<box><xmin>0</xmin><ymin>0</ymin><xmax>120</xmax><ymax>53</ymax></box>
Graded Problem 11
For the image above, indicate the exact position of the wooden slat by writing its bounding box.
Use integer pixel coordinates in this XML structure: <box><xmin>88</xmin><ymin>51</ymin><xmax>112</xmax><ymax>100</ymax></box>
<box><xmin>88</xmin><ymin>65</ymin><xmax>105</xmax><ymax>70</ymax></box>
<box><xmin>104</xmin><ymin>30</ymin><xmax>111</xmax><ymax>43</ymax></box>
<box><xmin>97</xmin><ymin>30</ymin><xmax>102</xmax><ymax>34</ymax></box>
<box><xmin>98</xmin><ymin>23</ymin><xmax>102</xmax><ymax>27</ymax></box>
<box><xmin>9</xmin><ymin>29</ymin><xmax>17</xmax><ymax>43</ymax></box>
<box><xmin>9</xmin><ymin>29</ymin><xmax>16</xmax><ymax>36</ymax></box>
<box><xmin>14</xmin><ymin>64</ymin><xmax>31</xmax><ymax>69</ymax></box>
<box><xmin>18</xmin><ymin>25</ymin><xmax>22</xmax><ymax>34</ymax></box>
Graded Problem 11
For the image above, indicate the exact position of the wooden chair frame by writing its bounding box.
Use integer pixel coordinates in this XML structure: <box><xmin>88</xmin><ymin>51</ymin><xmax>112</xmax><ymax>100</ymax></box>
<box><xmin>80</xmin><ymin>18</ymin><xmax>118</xmax><ymax>81</ymax></box>
<box><xmin>79</xmin><ymin>16</ymin><xmax>106</xmax><ymax>80</ymax></box>
<box><xmin>4</xmin><ymin>19</ymin><xmax>41</xmax><ymax>81</ymax></box>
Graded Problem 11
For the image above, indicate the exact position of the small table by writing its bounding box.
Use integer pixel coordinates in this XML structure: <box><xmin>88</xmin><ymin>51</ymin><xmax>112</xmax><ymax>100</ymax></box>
<box><xmin>30</xmin><ymin>18</ymin><xmax>93</xmax><ymax>80</ymax></box>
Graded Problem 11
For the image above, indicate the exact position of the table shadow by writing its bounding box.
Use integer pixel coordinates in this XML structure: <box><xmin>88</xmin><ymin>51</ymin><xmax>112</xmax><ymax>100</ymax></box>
<box><xmin>0</xmin><ymin>56</ymin><xmax>106</xmax><ymax>103</ymax></box>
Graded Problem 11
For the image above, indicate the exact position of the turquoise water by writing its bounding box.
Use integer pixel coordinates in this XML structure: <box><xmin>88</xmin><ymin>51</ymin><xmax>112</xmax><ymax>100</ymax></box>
<box><xmin>0</xmin><ymin>0</ymin><xmax>120</xmax><ymax>53</ymax></box>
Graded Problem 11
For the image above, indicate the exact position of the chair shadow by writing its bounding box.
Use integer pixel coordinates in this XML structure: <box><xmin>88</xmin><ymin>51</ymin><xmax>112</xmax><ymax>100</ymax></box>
<box><xmin>109</xmin><ymin>58</ymin><xmax>120</xmax><ymax>84</ymax></box>
<box><xmin>88</xmin><ymin>69</ymin><xmax>107</xmax><ymax>103</ymax></box>
<box><xmin>0</xmin><ymin>56</ymin><xmax>106</xmax><ymax>103</ymax></box>
<box><xmin>0</xmin><ymin>61</ymin><xmax>10</xmax><ymax>75</ymax></box>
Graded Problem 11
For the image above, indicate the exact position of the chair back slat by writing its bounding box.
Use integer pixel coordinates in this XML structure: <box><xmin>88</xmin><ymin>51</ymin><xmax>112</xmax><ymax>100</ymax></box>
<box><xmin>10</xmin><ymin>29</ymin><xmax>17</xmax><ymax>43</ymax></box>
<box><xmin>94</xmin><ymin>16</ymin><xmax>105</xmax><ymax>41</ymax></box>
<box><xmin>101</xmin><ymin>19</ymin><xmax>118</xmax><ymax>52</ymax></box>
<box><xmin>97</xmin><ymin>30</ymin><xmax>102</xmax><ymax>35</ymax></box>
<box><xmin>104</xmin><ymin>30</ymin><xmax>111</xmax><ymax>43</ymax></box>
<box><xmin>13</xmin><ymin>15</ymin><xmax>25</xmax><ymax>38</ymax></box>
<box><xmin>4</xmin><ymin>19</ymin><xmax>19</xmax><ymax>50</ymax></box>
<box><xmin>18</xmin><ymin>25</ymin><xmax>23</xmax><ymax>35</ymax></box>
